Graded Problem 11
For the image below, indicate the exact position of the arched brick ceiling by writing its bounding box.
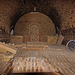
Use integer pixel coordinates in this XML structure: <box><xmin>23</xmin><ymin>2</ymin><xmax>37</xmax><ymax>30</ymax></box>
<box><xmin>0</xmin><ymin>0</ymin><xmax>75</xmax><ymax>34</ymax></box>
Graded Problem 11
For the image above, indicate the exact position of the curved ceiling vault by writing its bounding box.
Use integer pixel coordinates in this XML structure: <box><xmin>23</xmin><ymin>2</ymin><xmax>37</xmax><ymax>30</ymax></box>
<box><xmin>0</xmin><ymin>0</ymin><xmax>74</xmax><ymax>35</ymax></box>
<box><xmin>14</xmin><ymin>12</ymin><xmax>56</xmax><ymax>42</ymax></box>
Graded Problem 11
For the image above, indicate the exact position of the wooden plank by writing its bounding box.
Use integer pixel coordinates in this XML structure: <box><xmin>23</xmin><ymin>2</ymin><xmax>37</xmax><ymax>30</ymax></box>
<box><xmin>0</xmin><ymin>48</ymin><xmax>7</xmax><ymax>53</ymax></box>
<box><xmin>0</xmin><ymin>43</ymin><xmax>17</xmax><ymax>54</ymax></box>
<box><xmin>57</xmin><ymin>35</ymin><xmax>64</xmax><ymax>45</ymax></box>
<box><xmin>27</xmin><ymin>45</ymin><xmax>48</xmax><ymax>48</ymax></box>
<box><xmin>3</xmin><ymin>55</ymin><xmax>14</xmax><ymax>59</ymax></box>
<box><xmin>22</xmin><ymin>47</ymin><xmax>44</xmax><ymax>51</ymax></box>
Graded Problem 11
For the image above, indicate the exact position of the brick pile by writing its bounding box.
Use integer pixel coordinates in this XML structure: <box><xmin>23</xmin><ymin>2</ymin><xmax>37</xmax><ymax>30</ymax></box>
<box><xmin>47</xmin><ymin>36</ymin><xmax>58</xmax><ymax>44</ymax></box>
<box><xmin>10</xmin><ymin>35</ymin><xmax>23</xmax><ymax>44</ymax></box>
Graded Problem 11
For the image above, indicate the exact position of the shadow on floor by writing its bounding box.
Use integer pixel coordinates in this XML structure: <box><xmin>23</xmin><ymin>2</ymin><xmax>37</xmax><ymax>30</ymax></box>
<box><xmin>7</xmin><ymin>72</ymin><xmax>64</xmax><ymax>75</ymax></box>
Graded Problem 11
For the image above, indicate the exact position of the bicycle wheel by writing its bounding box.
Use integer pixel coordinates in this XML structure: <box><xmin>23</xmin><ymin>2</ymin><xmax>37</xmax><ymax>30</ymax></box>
<box><xmin>66</xmin><ymin>40</ymin><xmax>75</xmax><ymax>51</ymax></box>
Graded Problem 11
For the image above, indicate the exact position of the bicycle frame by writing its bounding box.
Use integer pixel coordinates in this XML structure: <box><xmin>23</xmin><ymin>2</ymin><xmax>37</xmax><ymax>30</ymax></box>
<box><xmin>70</xmin><ymin>40</ymin><xmax>75</xmax><ymax>48</ymax></box>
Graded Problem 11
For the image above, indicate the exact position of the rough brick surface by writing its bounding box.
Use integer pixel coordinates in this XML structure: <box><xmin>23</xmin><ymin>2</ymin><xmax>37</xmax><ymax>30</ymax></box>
<box><xmin>14</xmin><ymin>12</ymin><xmax>56</xmax><ymax>42</ymax></box>
<box><xmin>0</xmin><ymin>0</ymin><xmax>74</xmax><ymax>31</ymax></box>
<box><xmin>0</xmin><ymin>0</ymin><xmax>74</xmax><ymax>44</ymax></box>
<box><xmin>12</xmin><ymin>44</ymin><xmax>75</xmax><ymax>74</ymax></box>
<box><xmin>0</xmin><ymin>0</ymin><xmax>20</xmax><ymax>34</ymax></box>
<box><xmin>62</xmin><ymin>28</ymin><xmax>75</xmax><ymax>44</ymax></box>
<box><xmin>49</xmin><ymin>0</ymin><xmax>75</xmax><ymax>30</ymax></box>
<box><xmin>10</xmin><ymin>36</ymin><xmax>23</xmax><ymax>44</ymax></box>
<box><xmin>47</xmin><ymin>36</ymin><xmax>58</xmax><ymax>44</ymax></box>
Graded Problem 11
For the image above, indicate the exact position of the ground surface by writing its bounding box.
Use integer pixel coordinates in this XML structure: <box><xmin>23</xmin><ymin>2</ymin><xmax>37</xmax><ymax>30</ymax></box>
<box><xmin>0</xmin><ymin>44</ymin><xmax>75</xmax><ymax>75</ymax></box>
<box><xmin>12</xmin><ymin>44</ymin><xmax>75</xmax><ymax>75</ymax></box>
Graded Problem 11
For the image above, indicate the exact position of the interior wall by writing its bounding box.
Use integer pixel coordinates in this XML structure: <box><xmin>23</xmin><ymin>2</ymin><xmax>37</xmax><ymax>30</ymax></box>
<box><xmin>0</xmin><ymin>0</ymin><xmax>74</xmax><ymax>43</ymax></box>
<box><xmin>14</xmin><ymin>12</ymin><xmax>56</xmax><ymax>42</ymax></box>
<box><xmin>0</xmin><ymin>0</ymin><xmax>74</xmax><ymax>32</ymax></box>
<box><xmin>0</xmin><ymin>0</ymin><xmax>21</xmax><ymax>34</ymax></box>
<box><xmin>50</xmin><ymin>0</ymin><xmax>75</xmax><ymax>30</ymax></box>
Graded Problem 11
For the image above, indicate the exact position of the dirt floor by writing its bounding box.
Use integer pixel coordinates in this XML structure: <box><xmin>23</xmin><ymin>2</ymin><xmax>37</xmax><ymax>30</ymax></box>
<box><xmin>0</xmin><ymin>43</ymin><xmax>75</xmax><ymax>75</ymax></box>
<box><xmin>12</xmin><ymin>44</ymin><xmax>75</xmax><ymax>75</ymax></box>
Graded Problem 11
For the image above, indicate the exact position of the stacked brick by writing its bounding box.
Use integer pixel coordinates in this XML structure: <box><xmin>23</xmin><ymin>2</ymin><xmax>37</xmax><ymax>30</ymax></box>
<box><xmin>21</xmin><ymin>0</ymin><xmax>75</xmax><ymax>30</ymax></box>
<box><xmin>10</xmin><ymin>36</ymin><xmax>23</xmax><ymax>44</ymax></box>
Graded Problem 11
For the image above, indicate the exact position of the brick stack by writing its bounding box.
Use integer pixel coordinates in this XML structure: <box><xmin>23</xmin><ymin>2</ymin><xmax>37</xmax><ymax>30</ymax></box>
<box><xmin>10</xmin><ymin>35</ymin><xmax>23</xmax><ymax>44</ymax></box>
<box><xmin>47</xmin><ymin>36</ymin><xmax>58</xmax><ymax>44</ymax></box>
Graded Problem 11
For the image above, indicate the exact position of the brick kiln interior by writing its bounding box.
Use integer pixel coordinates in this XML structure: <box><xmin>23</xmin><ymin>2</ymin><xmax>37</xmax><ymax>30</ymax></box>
<box><xmin>0</xmin><ymin>0</ymin><xmax>74</xmax><ymax>44</ymax></box>
<box><xmin>0</xmin><ymin>0</ymin><xmax>75</xmax><ymax>75</ymax></box>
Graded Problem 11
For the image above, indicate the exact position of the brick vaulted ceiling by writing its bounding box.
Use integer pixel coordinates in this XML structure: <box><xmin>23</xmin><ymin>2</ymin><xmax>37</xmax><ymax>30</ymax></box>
<box><xmin>0</xmin><ymin>0</ymin><xmax>75</xmax><ymax>34</ymax></box>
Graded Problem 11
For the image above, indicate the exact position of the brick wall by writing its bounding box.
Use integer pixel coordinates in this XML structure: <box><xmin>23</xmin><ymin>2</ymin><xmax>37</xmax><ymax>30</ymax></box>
<box><xmin>14</xmin><ymin>12</ymin><xmax>56</xmax><ymax>42</ymax></box>
<box><xmin>49</xmin><ymin>0</ymin><xmax>75</xmax><ymax>30</ymax></box>
<box><xmin>0</xmin><ymin>0</ymin><xmax>74</xmax><ymax>43</ymax></box>
<box><xmin>62</xmin><ymin>28</ymin><xmax>75</xmax><ymax>45</ymax></box>
<box><xmin>0</xmin><ymin>0</ymin><xmax>20</xmax><ymax>34</ymax></box>
<box><xmin>0</xmin><ymin>0</ymin><xmax>21</xmax><ymax>42</ymax></box>
<box><xmin>50</xmin><ymin>0</ymin><xmax>75</xmax><ymax>44</ymax></box>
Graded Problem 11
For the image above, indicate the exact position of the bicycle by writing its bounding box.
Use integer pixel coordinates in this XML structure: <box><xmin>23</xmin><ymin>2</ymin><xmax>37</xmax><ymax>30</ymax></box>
<box><xmin>66</xmin><ymin>25</ymin><xmax>75</xmax><ymax>51</ymax></box>
<box><xmin>66</xmin><ymin>40</ymin><xmax>75</xmax><ymax>51</ymax></box>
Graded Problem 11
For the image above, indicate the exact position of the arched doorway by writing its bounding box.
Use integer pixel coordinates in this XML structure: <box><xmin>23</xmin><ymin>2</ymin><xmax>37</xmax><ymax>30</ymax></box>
<box><xmin>29</xmin><ymin>24</ymin><xmax>39</xmax><ymax>42</ymax></box>
<box><xmin>14</xmin><ymin>12</ymin><xmax>56</xmax><ymax>43</ymax></box>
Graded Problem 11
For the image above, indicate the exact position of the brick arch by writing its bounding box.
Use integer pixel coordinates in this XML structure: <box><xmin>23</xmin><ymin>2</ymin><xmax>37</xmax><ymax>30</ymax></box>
<box><xmin>14</xmin><ymin>12</ymin><xmax>56</xmax><ymax>42</ymax></box>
